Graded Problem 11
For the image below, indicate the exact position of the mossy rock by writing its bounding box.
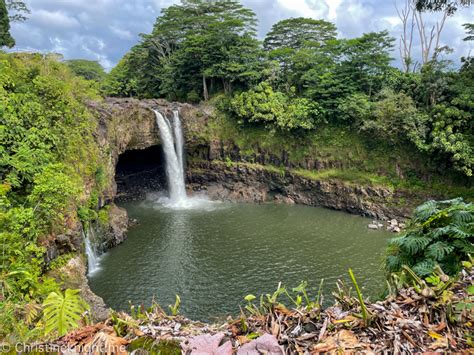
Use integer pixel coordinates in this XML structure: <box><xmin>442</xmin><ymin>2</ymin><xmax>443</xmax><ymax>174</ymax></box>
<box><xmin>128</xmin><ymin>337</ymin><xmax>181</xmax><ymax>354</ymax></box>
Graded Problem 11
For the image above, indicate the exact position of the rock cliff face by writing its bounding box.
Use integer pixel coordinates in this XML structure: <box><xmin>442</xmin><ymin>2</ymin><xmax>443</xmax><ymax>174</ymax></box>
<box><xmin>187</xmin><ymin>161</ymin><xmax>412</xmax><ymax>219</ymax></box>
<box><xmin>89</xmin><ymin>97</ymin><xmax>415</xmax><ymax>220</ymax></box>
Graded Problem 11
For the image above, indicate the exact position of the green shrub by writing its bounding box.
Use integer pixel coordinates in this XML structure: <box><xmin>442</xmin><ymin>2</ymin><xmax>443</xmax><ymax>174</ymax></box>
<box><xmin>226</xmin><ymin>82</ymin><xmax>321</xmax><ymax>131</ymax></box>
<box><xmin>385</xmin><ymin>198</ymin><xmax>474</xmax><ymax>277</ymax></box>
<box><xmin>359</xmin><ymin>89</ymin><xmax>429</xmax><ymax>148</ymax></box>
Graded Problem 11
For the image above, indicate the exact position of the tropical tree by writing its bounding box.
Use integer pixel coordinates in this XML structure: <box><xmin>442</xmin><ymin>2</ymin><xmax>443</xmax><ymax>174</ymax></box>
<box><xmin>263</xmin><ymin>17</ymin><xmax>337</xmax><ymax>51</ymax></box>
<box><xmin>226</xmin><ymin>82</ymin><xmax>321</xmax><ymax>131</ymax></box>
<box><xmin>108</xmin><ymin>0</ymin><xmax>263</xmax><ymax>100</ymax></box>
<box><xmin>263</xmin><ymin>18</ymin><xmax>338</xmax><ymax>93</ymax></box>
<box><xmin>337</xmin><ymin>31</ymin><xmax>395</xmax><ymax>96</ymax></box>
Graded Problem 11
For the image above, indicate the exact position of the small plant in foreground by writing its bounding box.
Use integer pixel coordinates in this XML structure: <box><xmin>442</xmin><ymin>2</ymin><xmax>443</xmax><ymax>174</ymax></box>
<box><xmin>385</xmin><ymin>198</ymin><xmax>473</xmax><ymax>277</ymax></box>
<box><xmin>348</xmin><ymin>268</ymin><xmax>370</xmax><ymax>326</ymax></box>
<box><xmin>169</xmin><ymin>295</ymin><xmax>181</xmax><ymax>316</ymax></box>
<box><xmin>42</xmin><ymin>289</ymin><xmax>89</xmax><ymax>337</ymax></box>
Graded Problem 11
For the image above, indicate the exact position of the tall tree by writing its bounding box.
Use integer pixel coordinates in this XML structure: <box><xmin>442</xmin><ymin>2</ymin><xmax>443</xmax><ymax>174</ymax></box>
<box><xmin>263</xmin><ymin>18</ymin><xmax>338</xmax><ymax>93</ymax></box>
<box><xmin>0</xmin><ymin>0</ymin><xmax>14</xmax><ymax>47</ymax></box>
<box><xmin>338</xmin><ymin>31</ymin><xmax>395</xmax><ymax>95</ymax></box>
<box><xmin>111</xmin><ymin>0</ymin><xmax>263</xmax><ymax>100</ymax></box>
<box><xmin>263</xmin><ymin>18</ymin><xmax>337</xmax><ymax>52</ymax></box>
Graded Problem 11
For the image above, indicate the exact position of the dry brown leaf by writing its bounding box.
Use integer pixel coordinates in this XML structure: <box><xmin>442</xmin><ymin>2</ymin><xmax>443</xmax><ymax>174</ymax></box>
<box><xmin>271</xmin><ymin>320</ymin><xmax>280</xmax><ymax>337</ymax></box>
<box><xmin>236</xmin><ymin>335</ymin><xmax>251</xmax><ymax>345</ymax></box>
<box><xmin>82</xmin><ymin>331</ymin><xmax>128</xmax><ymax>355</ymax></box>
<box><xmin>312</xmin><ymin>329</ymin><xmax>368</xmax><ymax>354</ymax></box>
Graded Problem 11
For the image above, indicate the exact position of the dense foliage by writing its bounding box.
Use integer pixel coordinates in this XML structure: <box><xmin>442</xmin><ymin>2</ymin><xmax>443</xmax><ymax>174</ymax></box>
<box><xmin>65</xmin><ymin>59</ymin><xmax>106</xmax><ymax>83</ymax></box>
<box><xmin>0</xmin><ymin>52</ymin><xmax>102</xmax><ymax>340</ymax></box>
<box><xmin>385</xmin><ymin>198</ymin><xmax>474</xmax><ymax>277</ymax></box>
<box><xmin>104</xmin><ymin>0</ymin><xmax>266</xmax><ymax>101</ymax></box>
<box><xmin>106</xmin><ymin>0</ymin><xmax>473</xmax><ymax>177</ymax></box>
<box><xmin>225</xmin><ymin>82</ymin><xmax>320</xmax><ymax>131</ymax></box>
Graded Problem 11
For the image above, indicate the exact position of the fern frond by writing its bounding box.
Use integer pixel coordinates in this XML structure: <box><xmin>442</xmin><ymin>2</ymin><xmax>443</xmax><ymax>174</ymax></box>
<box><xmin>451</xmin><ymin>209</ymin><xmax>474</xmax><ymax>224</ymax></box>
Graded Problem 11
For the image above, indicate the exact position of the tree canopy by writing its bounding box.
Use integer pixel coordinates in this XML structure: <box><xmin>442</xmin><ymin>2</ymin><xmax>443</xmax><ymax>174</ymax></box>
<box><xmin>0</xmin><ymin>0</ymin><xmax>14</xmax><ymax>47</ymax></box>
<box><xmin>263</xmin><ymin>17</ymin><xmax>337</xmax><ymax>52</ymax></box>
<box><xmin>65</xmin><ymin>59</ymin><xmax>106</xmax><ymax>82</ymax></box>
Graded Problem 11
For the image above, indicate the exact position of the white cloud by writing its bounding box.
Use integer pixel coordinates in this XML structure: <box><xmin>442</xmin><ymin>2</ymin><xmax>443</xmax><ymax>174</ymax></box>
<box><xmin>276</xmin><ymin>0</ymin><xmax>327</xmax><ymax>19</ymax></box>
<box><xmin>110</xmin><ymin>26</ymin><xmax>133</xmax><ymax>40</ymax></box>
<box><xmin>33</xmin><ymin>9</ymin><xmax>80</xmax><ymax>29</ymax></box>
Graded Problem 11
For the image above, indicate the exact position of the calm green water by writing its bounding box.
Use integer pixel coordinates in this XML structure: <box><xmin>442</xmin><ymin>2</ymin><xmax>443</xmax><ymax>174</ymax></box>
<box><xmin>89</xmin><ymin>199</ymin><xmax>391</xmax><ymax>321</ymax></box>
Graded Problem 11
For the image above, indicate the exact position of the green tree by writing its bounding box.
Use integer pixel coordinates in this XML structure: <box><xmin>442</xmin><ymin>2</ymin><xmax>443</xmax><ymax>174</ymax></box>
<box><xmin>263</xmin><ymin>17</ymin><xmax>337</xmax><ymax>51</ymax></box>
<box><xmin>0</xmin><ymin>0</ymin><xmax>14</xmax><ymax>47</ymax></box>
<box><xmin>108</xmin><ymin>0</ymin><xmax>263</xmax><ymax>100</ymax></box>
<box><xmin>65</xmin><ymin>59</ymin><xmax>106</xmax><ymax>82</ymax></box>
<box><xmin>337</xmin><ymin>31</ymin><xmax>395</xmax><ymax>96</ymax></box>
<box><xmin>263</xmin><ymin>18</ymin><xmax>338</xmax><ymax>94</ymax></box>
<box><xmin>360</xmin><ymin>89</ymin><xmax>429</xmax><ymax>148</ymax></box>
<box><xmin>102</xmin><ymin>52</ymin><xmax>142</xmax><ymax>97</ymax></box>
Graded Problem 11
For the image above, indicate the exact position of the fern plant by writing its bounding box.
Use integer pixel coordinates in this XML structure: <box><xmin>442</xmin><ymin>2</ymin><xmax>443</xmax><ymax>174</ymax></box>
<box><xmin>42</xmin><ymin>289</ymin><xmax>89</xmax><ymax>337</ymax></box>
<box><xmin>385</xmin><ymin>198</ymin><xmax>473</xmax><ymax>277</ymax></box>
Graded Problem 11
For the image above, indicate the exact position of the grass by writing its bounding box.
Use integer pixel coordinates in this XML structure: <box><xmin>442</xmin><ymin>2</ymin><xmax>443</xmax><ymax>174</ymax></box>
<box><xmin>191</xmin><ymin>158</ymin><xmax>473</xmax><ymax>203</ymax></box>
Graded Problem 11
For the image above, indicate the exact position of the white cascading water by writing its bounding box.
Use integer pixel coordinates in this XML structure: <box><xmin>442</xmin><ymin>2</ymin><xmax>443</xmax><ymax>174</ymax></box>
<box><xmin>172</xmin><ymin>109</ymin><xmax>185</xmax><ymax>182</ymax></box>
<box><xmin>83</xmin><ymin>226</ymin><xmax>99</xmax><ymax>275</ymax></box>
<box><xmin>153</xmin><ymin>109</ymin><xmax>187</xmax><ymax>203</ymax></box>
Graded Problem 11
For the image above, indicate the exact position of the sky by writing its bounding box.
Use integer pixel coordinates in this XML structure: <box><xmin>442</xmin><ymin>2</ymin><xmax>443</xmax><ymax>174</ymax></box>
<box><xmin>9</xmin><ymin>0</ymin><xmax>473</xmax><ymax>70</ymax></box>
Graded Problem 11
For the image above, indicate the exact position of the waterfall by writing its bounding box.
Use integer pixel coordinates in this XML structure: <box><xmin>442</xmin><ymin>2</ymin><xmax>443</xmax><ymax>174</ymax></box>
<box><xmin>83</xmin><ymin>226</ymin><xmax>99</xmax><ymax>275</ymax></box>
<box><xmin>172</xmin><ymin>109</ymin><xmax>185</xmax><ymax>181</ymax></box>
<box><xmin>153</xmin><ymin>109</ymin><xmax>187</xmax><ymax>203</ymax></box>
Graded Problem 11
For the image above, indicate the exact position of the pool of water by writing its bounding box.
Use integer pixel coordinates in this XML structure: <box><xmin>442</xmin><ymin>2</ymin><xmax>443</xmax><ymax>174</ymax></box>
<box><xmin>89</xmin><ymin>197</ymin><xmax>391</xmax><ymax>321</ymax></box>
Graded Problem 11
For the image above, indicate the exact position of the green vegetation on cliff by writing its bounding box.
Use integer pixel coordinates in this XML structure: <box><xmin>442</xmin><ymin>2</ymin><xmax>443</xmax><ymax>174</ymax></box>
<box><xmin>0</xmin><ymin>52</ymin><xmax>104</xmax><ymax>340</ymax></box>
